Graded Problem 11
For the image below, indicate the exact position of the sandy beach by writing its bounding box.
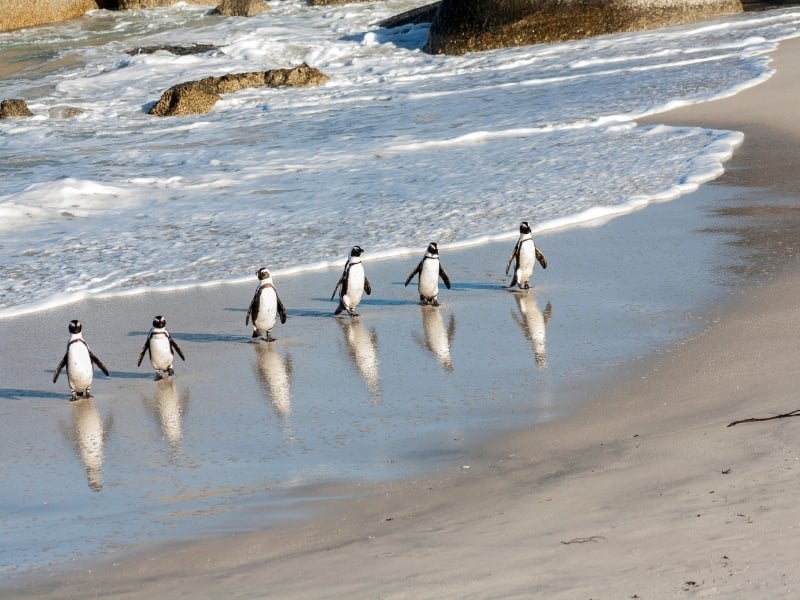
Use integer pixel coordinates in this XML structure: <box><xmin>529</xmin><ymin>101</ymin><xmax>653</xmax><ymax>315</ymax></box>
<box><xmin>3</xmin><ymin>29</ymin><xmax>800</xmax><ymax>600</ymax></box>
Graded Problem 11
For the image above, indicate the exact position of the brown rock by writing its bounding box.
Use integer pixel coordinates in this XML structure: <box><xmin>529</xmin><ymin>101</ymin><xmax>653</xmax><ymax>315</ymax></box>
<box><xmin>149</xmin><ymin>63</ymin><xmax>329</xmax><ymax>116</ymax></box>
<box><xmin>117</xmin><ymin>0</ymin><xmax>209</xmax><ymax>8</ymax></box>
<box><xmin>0</xmin><ymin>99</ymin><xmax>34</xmax><ymax>118</ymax></box>
<box><xmin>424</xmin><ymin>0</ymin><xmax>744</xmax><ymax>55</ymax></box>
<box><xmin>211</xmin><ymin>0</ymin><xmax>269</xmax><ymax>16</ymax></box>
<box><xmin>0</xmin><ymin>0</ymin><xmax>99</xmax><ymax>32</ymax></box>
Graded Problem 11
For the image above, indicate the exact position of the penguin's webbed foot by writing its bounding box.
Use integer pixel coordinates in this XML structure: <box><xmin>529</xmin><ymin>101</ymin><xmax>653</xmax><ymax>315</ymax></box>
<box><xmin>154</xmin><ymin>372</ymin><xmax>163</xmax><ymax>381</ymax></box>
<box><xmin>522</xmin><ymin>282</ymin><xmax>530</xmax><ymax>290</ymax></box>
<box><xmin>167</xmin><ymin>367</ymin><xmax>175</xmax><ymax>376</ymax></box>
<box><xmin>70</xmin><ymin>391</ymin><xmax>79</xmax><ymax>401</ymax></box>
<box><xmin>251</xmin><ymin>330</ymin><xmax>260</xmax><ymax>339</ymax></box>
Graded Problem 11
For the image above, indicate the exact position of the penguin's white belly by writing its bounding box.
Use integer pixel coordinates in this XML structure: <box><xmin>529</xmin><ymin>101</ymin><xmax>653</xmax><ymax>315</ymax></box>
<box><xmin>343</xmin><ymin>264</ymin><xmax>365</xmax><ymax>309</ymax></box>
<box><xmin>67</xmin><ymin>344</ymin><xmax>93</xmax><ymax>392</ymax></box>
<box><xmin>516</xmin><ymin>241</ymin><xmax>536</xmax><ymax>282</ymax></box>
<box><xmin>255</xmin><ymin>287</ymin><xmax>278</xmax><ymax>331</ymax></box>
<box><xmin>149</xmin><ymin>335</ymin><xmax>173</xmax><ymax>371</ymax></box>
<box><xmin>419</xmin><ymin>261</ymin><xmax>440</xmax><ymax>298</ymax></box>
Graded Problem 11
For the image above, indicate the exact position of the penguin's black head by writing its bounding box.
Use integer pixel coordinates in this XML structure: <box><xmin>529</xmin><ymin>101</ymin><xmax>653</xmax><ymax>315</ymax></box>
<box><xmin>520</xmin><ymin>221</ymin><xmax>531</xmax><ymax>234</ymax></box>
<box><xmin>350</xmin><ymin>245</ymin><xmax>364</xmax><ymax>257</ymax></box>
<box><xmin>68</xmin><ymin>319</ymin><xmax>82</xmax><ymax>334</ymax></box>
<box><xmin>153</xmin><ymin>315</ymin><xmax>166</xmax><ymax>328</ymax></box>
<box><xmin>427</xmin><ymin>242</ymin><xmax>439</xmax><ymax>255</ymax></box>
<box><xmin>256</xmin><ymin>267</ymin><xmax>270</xmax><ymax>280</ymax></box>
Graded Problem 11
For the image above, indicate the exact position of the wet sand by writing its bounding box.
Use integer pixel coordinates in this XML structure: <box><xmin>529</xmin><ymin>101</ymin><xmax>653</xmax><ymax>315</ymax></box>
<box><xmin>3</xmin><ymin>33</ymin><xmax>800</xmax><ymax>600</ymax></box>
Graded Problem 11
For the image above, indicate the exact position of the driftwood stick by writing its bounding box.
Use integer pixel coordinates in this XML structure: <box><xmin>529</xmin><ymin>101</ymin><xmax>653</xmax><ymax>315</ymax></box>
<box><xmin>727</xmin><ymin>409</ymin><xmax>800</xmax><ymax>428</ymax></box>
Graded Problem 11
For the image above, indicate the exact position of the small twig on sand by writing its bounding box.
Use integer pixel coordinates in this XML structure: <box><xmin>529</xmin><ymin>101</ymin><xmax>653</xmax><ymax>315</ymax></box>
<box><xmin>561</xmin><ymin>536</ymin><xmax>606</xmax><ymax>545</ymax></box>
<box><xmin>727</xmin><ymin>409</ymin><xmax>800</xmax><ymax>428</ymax></box>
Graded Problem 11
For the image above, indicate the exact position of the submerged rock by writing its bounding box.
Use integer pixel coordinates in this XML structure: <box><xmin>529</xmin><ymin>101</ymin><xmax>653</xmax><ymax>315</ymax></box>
<box><xmin>126</xmin><ymin>44</ymin><xmax>220</xmax><ymax>56</ymax></box>
<box><xmin>0</xmin><ymin>99</ymin><xmax>34</xmax><ymax>118</ymax></box>
<box><xmin>424</xmin><ymin>0</ymin><xmax>744</xmax><ymax>55</ymax></box>
<box><xmin>49</xmin><ymin>106</ymin><xmax>84</xmax><ymax>118</ymax></box>
<box><xmin>210</xmin><ymin>0</ymin><xmax>269</xmax><ymax>16</ymax></box>
<box><xmin>149</xmin><ymin>63</ymin><xmax>329</xmax><ymax>117</ymax></box>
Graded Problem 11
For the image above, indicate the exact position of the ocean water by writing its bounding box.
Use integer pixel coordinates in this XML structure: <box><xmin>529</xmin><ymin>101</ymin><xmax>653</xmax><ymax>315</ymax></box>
<box><xmin>2</xmin><ymin>2</ymin><xmax>799</xmax><ymax>316</ymax></box>
<box><xmin>2</xmin><ymin>0</ymin><xmax>800</xmax><ymax>580</ymax></box>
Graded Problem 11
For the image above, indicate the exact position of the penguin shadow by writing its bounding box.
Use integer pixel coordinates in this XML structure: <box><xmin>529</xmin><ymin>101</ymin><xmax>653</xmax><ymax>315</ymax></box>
<box><xmin>152</xmin><ymin>330</ymin><xmax>246</xmax><ymax>344</ymax></box>
<box><xmin>0</xmin><ymin>387</ymin><xmax>68</xmax><ymax>401</ymax></box>
<box><xmin>142</xmin><ymin>377</ymin><xmax>191</xmax><ymax>459</ymax></box>
<box><xmin>509</xmin><ymin>289</ymin><xmax>552</xmax><ymax>368</ymax></box>
<box><xmin>252</xmin><ymin>342</ymin><xmax>294</xmax><ymax>427</ymax></box>
<box><xmin>286</xmin><ymin>306</ymin><xmax>340</xmax><ymax>318</ymax></box>
<box><xmin>59</xmin><ymin>399</ymin><xmax>114</xmax><ymax>492</ymax></box>
<box><xmin>336</xmin><ymin>317</ymin><xmax>381</xmax><ymax>405</ymax></box>
<box><xmin>412</xmin><ymin>305</ymin><xmax>457</xmax><ymax>373</ymax></box>
<box><xmin>449</xmin><ymin>281</ymin><xmax>509</xmax><ymax>292</ymax></box>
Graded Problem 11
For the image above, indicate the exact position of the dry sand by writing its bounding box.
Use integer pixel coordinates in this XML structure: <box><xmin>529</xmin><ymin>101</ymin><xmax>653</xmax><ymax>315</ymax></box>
<box><xmin>5</xmin><ymin>33</ymin><xmax>800</xmax><ymax>600</ymax></box>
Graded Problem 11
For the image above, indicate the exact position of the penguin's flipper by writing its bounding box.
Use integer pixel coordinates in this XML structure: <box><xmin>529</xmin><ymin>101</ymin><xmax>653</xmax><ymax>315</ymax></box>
<box><xmin>276</xmin><ymin>295</ymin><xmax>288</xmax><ymax>325</ymax></box>
<box><xmin>364</xmin><ymin>277</ymin><xmax>372</xmax><ymax>295</ymax></box>
<box><xmin>404</xmin><ymin>261</ymin><xmax>422</xmax><ymax>287</ymax></box>
<box><xmin>137</xmin><ymin>335</ymin><xmax>150</xmax><ymax>367</ymax></box>
<box><xmin>439</xmin><ymin>265</ymin><xmax>452</xmax><ymax>289</ymax></box>
<box><xmin>536</xmin><ymin>248</ymin><xmax>547</xmax><ymax>269</ymax></box>
<box><xmin>169</xmin><ymin>336</ymin><xmax>186</xmax><ymax>362</ymax></box>
<box><xmin>90</xmin><ymin>351</ymin><xmax>110</xmax><ymax>377</ymax></box>
<box><xmin>246</xmin><ymin>290</ymin><xmax>260</xmax><ymax>326</ymax></box>
<box><xmin>505</xmin><ymin>243</ymin><xmax>520</xmax><ymax>275</ymax></box>
<box><xmin>53</xmin><ymin>353</ymin><xmax>68</xmax><ymax>383</ymax></box>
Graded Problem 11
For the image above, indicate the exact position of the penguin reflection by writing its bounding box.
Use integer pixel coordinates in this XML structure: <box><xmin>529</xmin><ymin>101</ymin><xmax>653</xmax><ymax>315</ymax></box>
<box><xmin>144</xmin><ymin>377</ymin><xmax>190</xmax><ymax>455</ymax></box>
<box><xmin>68</xmin><ymin>400</ymin><xmax>112</xmax><ymax>492</ymax></box>
<box><xmin>337</xmin><ymin>317</ymin><xmax>381</xmax><ymax>404</ymax></box>
<box><xmin>253</xmin><ymin>342</ymin><xmax>293</xmax><ymax>420</ymax></box>
<box><xmin>511</xmin><ymin>291</ymin><xmax>552</xmax><ymax>368</ymax></box>
<box><xmin>414</xmin><ymin>306</ymin><xmax>456</xmax><ymax>372</ymax></box>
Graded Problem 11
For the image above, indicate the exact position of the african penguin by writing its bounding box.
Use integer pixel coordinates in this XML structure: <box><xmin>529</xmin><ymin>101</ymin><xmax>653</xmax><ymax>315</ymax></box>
<box><xmin>404</xmin><ymin>242</ymin><xmax>451</xmax><ymax>306</ymax></box>
<box><xmin>53</xmin><ymin>319</ymin><xmax>110</xmax><ymax>401</ymax></box>
<box><xmin>505</xmin><ymin>221</ymin><xmax>547</xmax><ymax>289</ymax></box>
<box><xmin>246</xmin><ymin>268</ymin><xmax>287</xmax><ymax>342</ymax></box>
<box><xmin>137</xmin><ymin>315</ymin><xmax>185</xmax><ymax>380</ymax></box>
<box><xmin>331</xmin><ymin>245</ymin><xmax>371</xmax><ymax>317</ymax></box>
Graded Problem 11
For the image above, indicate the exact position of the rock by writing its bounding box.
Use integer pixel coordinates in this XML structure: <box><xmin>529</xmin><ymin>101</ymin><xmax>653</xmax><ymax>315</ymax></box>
<box><xmin>424</xmin><ymin>0</ymin><xmax>744</xmax><ymax>55</ymax></box>
<box><xmin>116</xmin><ymin>0</ymin><xmax>209</xmax><ymax>8</ymax></box>
<box><xmin>126</xmin><ymin>44</ymin><xmax>220</xmax><ymax>56</ymax></box>
<box><xmin>149</xmin><ymin>63</ymin><xmax>329</xmax><ymax>116</ymax></box>
<box><xmin>0</xmin><ymin>99</ymin><xmax>34</xmax><ymax>118</ymax></box>
<box><xmin>306</xmin><ymin>0</ymin><xmax>371</xmax><ymax>6</ymax></box>
<box><xmin>0</xmin><ymin>0</ymin><xmax>99</xmax><ymax>33</ymax></box>
<box><xmin>49</xmin><ymin>106</ymin><xmax>84</xmax><ymax>118</ymax></box>
<box><xmin>376</xmin><ymin>1</ymin><xmax>441</xmax><ymax>29</ymax></box>
<box><xmin>211</xmin><ymin>0</ymin><xmax>269</xmax><ymax>16</ymax></box>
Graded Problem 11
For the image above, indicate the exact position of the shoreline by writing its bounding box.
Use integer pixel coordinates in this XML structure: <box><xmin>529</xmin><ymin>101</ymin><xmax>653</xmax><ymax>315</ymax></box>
<box><xmin>4</xmin><ymin>35</ymin><xmax>800</xmax><ymax>600</ymax></box>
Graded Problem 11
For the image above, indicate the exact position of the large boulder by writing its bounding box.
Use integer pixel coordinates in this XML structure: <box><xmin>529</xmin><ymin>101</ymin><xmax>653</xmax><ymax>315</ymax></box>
<box><xmin>149</xmin><ymin>63</ymin><xmax>329</xmax><ymax>116</ymax></box>
<box><xmin>424</xmin><ymin>0</ymin><xmax>744</xmax><ymax>55</ymax></box>
<box><xmin>0</xmin><ymin>99</ymin><xmax>34</xmax><ymax>118</ymax></box>
<box><xmin>0</xmin><ymin>0</ymin><xmax>100</xmax><ymax>32</ymax></box>
<box><xmin>211</xmin><ymin>0</ymin><xmax>268</xmax><ymax>16</ymax></box>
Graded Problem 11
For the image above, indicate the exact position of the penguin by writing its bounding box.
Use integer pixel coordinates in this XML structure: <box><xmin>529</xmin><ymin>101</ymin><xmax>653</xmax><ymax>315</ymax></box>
<box><xmin>330</xmin><ymin>245</ymin><xmax>371</xmax><ymax>317</ymax></box>
<box><xmin>404</xmin><ymin>242</ymin><xmax>451</xmax><ymax>306</ymax></box>
<box><xmin>505</xmin><ymin>221</ymin><xmax>547</xmax><ymax>290</ymax></box>
<box><xmin>53</xmin><ymin>319</ymin><xmax>109</xmax><ymax>401</ymax></box>
<box><xmin>246</xmin><ymin>267</ymin><xmax>287</xmax><ymax>342</ymax></box>
<box><xmin>137</xmin><ymin>315</ymin><xmax>185</xmax><ymax>380</ymax></box>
